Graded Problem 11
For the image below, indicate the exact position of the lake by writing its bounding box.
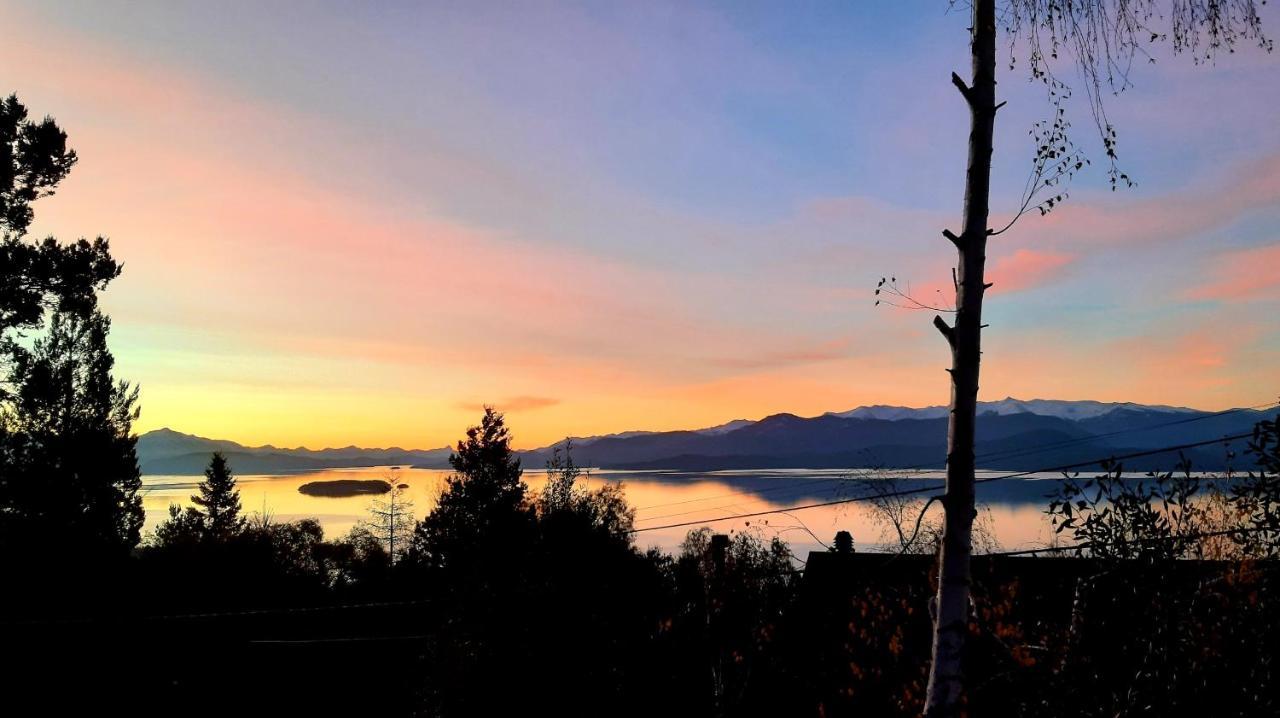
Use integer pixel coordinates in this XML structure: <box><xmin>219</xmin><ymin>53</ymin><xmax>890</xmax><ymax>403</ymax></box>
<box><xmin>141</xmin><ymin>466</ymin><xmax>1080</xmax><ymax>556</ymax></box>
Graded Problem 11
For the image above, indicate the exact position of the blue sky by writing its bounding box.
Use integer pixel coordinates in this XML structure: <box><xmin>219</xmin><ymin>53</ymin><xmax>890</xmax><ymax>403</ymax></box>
<box><xmin>4</xmin><ymin>0</ymin><xmax>1278</xmax><ymax>447</ymax></box>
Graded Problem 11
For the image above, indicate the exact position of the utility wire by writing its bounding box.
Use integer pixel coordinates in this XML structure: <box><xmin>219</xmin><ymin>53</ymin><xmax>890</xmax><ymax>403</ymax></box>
<box><xmin>1</xmin><ymin>598</ymin><xmax>431</xmax><ymax>627</ymax></box>
<box><xmin>250</xmin><ymin>634</ymin><xmax>431</xmax><ymax>645</ymax></box>
<box><xmin>979</xmin><ymin>525</ymin><xmax>1277</xmax><ymax>558</ymax></box>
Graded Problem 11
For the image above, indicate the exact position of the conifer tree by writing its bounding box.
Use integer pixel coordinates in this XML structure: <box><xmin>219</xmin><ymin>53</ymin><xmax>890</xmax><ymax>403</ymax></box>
<box><xmin>411</xmin><ymin>406</ymin><xmax>530</xmax><ymax>568</ymax></box>
<box><xmin>191</xmin><ymin>451</ymin><xmax>243</xmax><ymax>540</ymax></box>
<box><xmin>0</xmin><ymin>310</ymin><xmax>142</xmax><ymax>556</ymax></box>
<box><xmin>359</xmin><ymin>471</ymin><xmax>415</xmax><ymax>563</ymax></box>
<box><xmin>1</xmin><ymin>94</ymin><xmax>118</xmax><ymax>339</ymax></box>
<box><xmin>0</xmin><ymin>94</ymin><xmax>136</xmax><ymax>558</ymax></box>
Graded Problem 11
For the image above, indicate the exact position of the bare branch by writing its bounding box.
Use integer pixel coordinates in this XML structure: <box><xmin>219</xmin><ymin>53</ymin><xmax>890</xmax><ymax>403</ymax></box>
<box><xmin>874</xmin><ymin>276</ymin><xmax>957</xmax><ymax>313</ymax></box>
<box><xmin>951</xmin><ymin>71</ymin><xmax>975</xmax><ymax>103</ymax></box>
<box><xmin>934</xmin><ymin>315</ymin><xmax>956</xmax><ymax>346</ymax></box>
<box><xmin>1003</xmin><ymin>0</ymin><xmax>1271</xmax><ymax>192</ymax></box>
<box><xmin>902</xmin><ymin>496</ymin><xmax>942</xmax><ymax>555</ymax></box>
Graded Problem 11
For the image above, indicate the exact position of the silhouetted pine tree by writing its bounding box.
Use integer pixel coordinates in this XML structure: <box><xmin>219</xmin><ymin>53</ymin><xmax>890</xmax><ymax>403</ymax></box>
<box><xmin>191</xmin><ymin>451</ymin><xmax>243</xmax><ymax>540</ymax></box>
<box><xmin>0</xmin><ymin>309</ymin><xmax>142</xmax><ymax>556</ymax></box>
<box><xmin>0</xmin><ymin>94</ymin><xmax>119</xmax><ymax>338</ymax></box>
<box><xmin>0</xmin><ymin>93</ymin><xmax>135</xmax><ymax>560</ymax></box>
<box><xmin>410</xmin><ymin>406</ymin><xmax>531</xmax><ymax>569</ymax></box>
<box><xmin>358</xmin><ymin>473</ymin><xmax>414</xmax><ymax>563</ymax></box>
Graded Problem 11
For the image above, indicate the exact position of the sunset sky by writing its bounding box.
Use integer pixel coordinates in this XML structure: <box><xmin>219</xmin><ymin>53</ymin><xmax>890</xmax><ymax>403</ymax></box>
<box><xmin>4</xmin><ymin>1</ymin><xmax>1279</xmax><ymax>449</ymax></box>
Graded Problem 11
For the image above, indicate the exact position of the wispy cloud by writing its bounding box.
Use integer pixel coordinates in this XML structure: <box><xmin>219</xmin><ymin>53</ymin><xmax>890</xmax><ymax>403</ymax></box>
<box><xmin>986</xmin><ymin>249</ymin><xmax>1076</xmax><ymax>294</ymax></box>
<box><xmin>708</xmin><ymin>337</ymin><xmax>852</xmax><ymax>371</ymax></box>
<box><xmin>6</xmin><ymin>2</ymin><xmax>1278</xmax><ymax>447</ymax></box>
<box><xmin>1186</xmin><ymin>243</ymin><xmax>1280</xmax><ymax>302</ymax></box>
<box><xmin>456</xmin><ymin>397</ymin><xmax>561</xmax><ymax>413</ymax></box>
<box><xmin>1030</xmin><ymin>153</ymin><xmax>1280</xmax><ymax>249</ymax></box>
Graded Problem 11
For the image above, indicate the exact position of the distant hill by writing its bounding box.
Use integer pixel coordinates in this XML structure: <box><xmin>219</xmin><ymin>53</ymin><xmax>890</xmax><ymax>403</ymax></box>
<box><xmin>514</xmin><ymin>399</ymin><xmax>1269</xmax><ymax>472</ymax></box>
<box><xmin>140</xmin><ymin>399</ymin><xmax>1275</xmax><ymax>475</ymax></box>
<box><xmin>137</xmin><ymin>428</ymin><xmax>453</xmax><ymax>475</ymax></box>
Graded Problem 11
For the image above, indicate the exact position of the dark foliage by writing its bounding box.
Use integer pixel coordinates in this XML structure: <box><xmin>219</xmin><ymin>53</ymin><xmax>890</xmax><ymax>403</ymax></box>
<box><xmin>6</xmin><ymin>401</ymin><xmax>1280</xmax><ymax>717</ymax></box>
<box><xmin>1038</xmin><ymin>435</ymin><xmax>1280</xmax><ymax>717</ymax></box>
<box><xmin>0</xmin><ymin>94</ymin><xmax>138</xmax><ymax>569</ymax></box>
<box><xmin>0</xmin><ymin>93</ymin><xmax>77</xmax><ymax>236</ymax></box>
<box><xmin>409</xmin><ymin>406</ymin><xmax>532</xmax><ymax>570</ymax></box>
<box><xmin>191</xmin><ymin>452</ymin><xmax>244</xmax><ymax>540</ymax></box>
<box><xmin>0</xmin><ymin>94</ymin><xmax>118</xmax><ymax>336</ymax></box>
<box><xmin>0</xmin><ymin>310</ymin><xmax>142</xmax><ymax>558</ymax></box>
<box><xmin>1231</xmin><ymin>413</ymin><xmax>1280</xmax><ymax>557</ymax></box>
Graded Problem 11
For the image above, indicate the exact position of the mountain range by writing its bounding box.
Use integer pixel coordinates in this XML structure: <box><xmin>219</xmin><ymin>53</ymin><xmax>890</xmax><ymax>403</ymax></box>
<box><xmin>136</xmin><ymin>398</ymin><xmax>1273</xmax><ymax>475</ymax></box>
<box><xmin>136</xmin><ymin>428</ymin><xmax>456</xmax><ymax>475</ymax></box>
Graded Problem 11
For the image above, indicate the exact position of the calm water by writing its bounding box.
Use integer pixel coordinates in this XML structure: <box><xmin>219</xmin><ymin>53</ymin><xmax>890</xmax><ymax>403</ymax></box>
<box><xmin>141</xmin><ymin>466</ymin><xmax>1073</xmax><ymax>556</ymax></box>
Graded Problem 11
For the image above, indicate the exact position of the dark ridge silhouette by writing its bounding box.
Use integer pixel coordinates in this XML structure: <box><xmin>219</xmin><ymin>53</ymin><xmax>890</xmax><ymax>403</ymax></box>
<box><xmin>516</xmin><ymin>408</ymin><xmax>1264</xmax><ymax>471</ymax></box>
<box><xmin>138</xmin><ymin>401</ymin><xmax>1268</xmax><ymax>475</ymax></box>
<box><xmin>136</xmin><ymin>427</ymin><xmax>454</xmax><ymax>473</ymax></box>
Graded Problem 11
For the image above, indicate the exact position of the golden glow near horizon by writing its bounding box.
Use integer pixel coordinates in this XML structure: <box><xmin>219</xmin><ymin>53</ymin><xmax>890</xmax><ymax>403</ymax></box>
<box><xmin>4</xmin><ymin>3</ymin><xmax>1278</xmax><ymax>450</ymax></box>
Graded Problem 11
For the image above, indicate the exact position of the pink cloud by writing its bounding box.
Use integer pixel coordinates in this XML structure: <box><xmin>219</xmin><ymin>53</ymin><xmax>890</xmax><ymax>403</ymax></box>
<box><xmin>983</xmin><ymin>317</ymin><xmax>1276</xmax><ymax>411</ymax></box>
<box><xmin>986</xmin><ymin>248</ymin><xmax>1076</xmax><ymax>294</ymax></box>
<box><xmin>1032</xmin><ymin>153</ymin><xmax>1280</xmax><ymax>248</ymax></box>
<box><xmin>708</xmin><ymin>337</ymin><xmax>853</xmax><ymax>371</ymax></box>
<box><xmin>1186</xmin><ymin>243</ymin><xmax>1280</xmax><ymax>302</ymax></box>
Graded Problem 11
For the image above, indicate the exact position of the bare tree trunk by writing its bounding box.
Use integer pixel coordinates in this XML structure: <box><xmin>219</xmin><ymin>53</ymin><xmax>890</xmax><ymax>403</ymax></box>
<box><xmin>924</xmin><ymin>0</ymin><xmax>996</xmax><ymax>714</ymax></box>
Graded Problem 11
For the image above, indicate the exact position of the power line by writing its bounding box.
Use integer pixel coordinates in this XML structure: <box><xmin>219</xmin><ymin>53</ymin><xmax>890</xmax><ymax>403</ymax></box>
<box><xmin>250</xmin><ymin>634</ymin><xmax>430</xmax><ymax>645</ymax></box>
<box><xmin>2</xmin><ymin>598</ymin><xmax>431</xmax><ymax>627</ymax></box>
<box><xmin>631</xmin><ymin>430</ymin><xmax>1257</xmax><ymax>534</ymax></box>
<box><xmin>979</xmin><ymin>525</ymin><xmax>1277</xmax><ymax>558</ymax></box>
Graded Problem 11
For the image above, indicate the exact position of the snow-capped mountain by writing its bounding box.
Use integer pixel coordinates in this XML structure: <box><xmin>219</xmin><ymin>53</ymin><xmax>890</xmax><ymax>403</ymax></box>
<box><xmin>831</xmin><ymin>397</ymin><xmax>1198</xmax><ymax>422</ymax></box>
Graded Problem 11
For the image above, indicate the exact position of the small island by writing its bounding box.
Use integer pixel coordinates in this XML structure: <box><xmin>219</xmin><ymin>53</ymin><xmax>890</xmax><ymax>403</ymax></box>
<box><xmin>297</xmin><ymin>478</ymin><xmax>392</xmax><ymax>497</ymax></box>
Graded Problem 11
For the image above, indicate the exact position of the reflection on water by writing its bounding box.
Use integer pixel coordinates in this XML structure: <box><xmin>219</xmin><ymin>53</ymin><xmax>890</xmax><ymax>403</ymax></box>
<box><xmin>142</xmin><ymin>466</ymin><xmax>1077</xmax><ymax>556</ymax></box>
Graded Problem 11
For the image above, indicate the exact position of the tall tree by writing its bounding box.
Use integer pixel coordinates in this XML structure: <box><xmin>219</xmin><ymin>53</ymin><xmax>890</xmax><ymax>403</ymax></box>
<box><xmin>191</xmin><ymin>452</ymin><xmax>244</xmax><ymax>540</ymax></box>
<box><xmin>1</xmin><ymin>94</ymin><xmax>117</xmax><ymax>339</ymax></box>
<box><xmin>0</xmin><ymin>309</ymin><xmax>142</xmax><ymax>555</ymax></box>
<box><xmin>0</xmin><ymin>94</ymin><xmax>139</xmax><ymax>559</ymax></box>
<box><xmin>360</xmin><ymin>471</ymin><xmax>414</xmax><ymax>563</ymax></box>
<box><xmin>919</xmin><ymin>2</ymin><xmax>1271</xmax><ymax>714</ymax></box>
<box><xmin>411</xmin><ymin>406</ymin><xmax>529</xmax><ymax>568</ymax></box>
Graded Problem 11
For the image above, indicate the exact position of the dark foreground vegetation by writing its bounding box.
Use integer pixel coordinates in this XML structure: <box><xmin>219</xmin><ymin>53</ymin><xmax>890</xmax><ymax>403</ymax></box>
<box><xmin>4</xmin><ymin>406</ymin><xmax>1280</xmax><ymax>717</ymax></box>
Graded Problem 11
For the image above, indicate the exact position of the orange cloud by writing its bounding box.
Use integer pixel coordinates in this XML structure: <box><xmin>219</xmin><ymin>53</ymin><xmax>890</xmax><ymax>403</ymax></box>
<box><xmin>983</xmin><ymin>317</ymin><xmax>1275</xmax><ymax>411</ymax></box>
<box><xmin>708</xmin><ymin>337</ymin><xmax>852</xmax><ymax>370</ymax></box>
<box><xmin>986</xmin><ymin>248</ymin><xmax>1076</xmax><ymax>294</ymax></box>
<box><xmin>1186</xmin><ymin>243</ymin><xmax>1280</xmax><ymax>302</ymax></box>
<box><xmin>456</xmin><ymin>396</ymin><xmax>560</xmax><ymax>413</ymax></box>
